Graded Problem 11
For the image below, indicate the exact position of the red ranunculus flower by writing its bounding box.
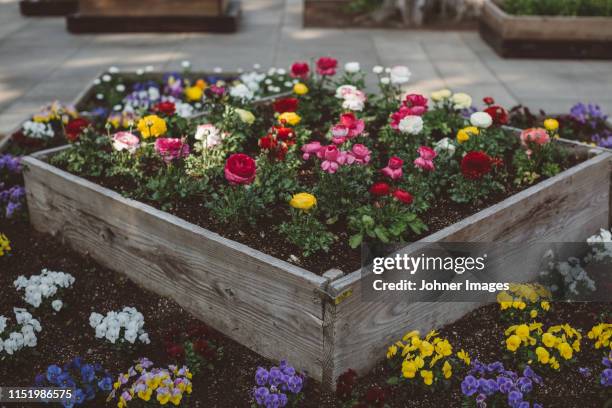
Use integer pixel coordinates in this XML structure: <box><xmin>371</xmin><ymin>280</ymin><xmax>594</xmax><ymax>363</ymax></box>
<box><xmin>483</xmin><ymin>96</ymin><xmax>495</xmax><ymax>106</ymax></box>
<box><xmin>404</xmin><ymin>93</ymin><xmax>428</xmax><ymax>108</ymax></box>
<box><xmin>275</xmin><ymin>126</ymin><xmax>294</xmax><ymax>142</ymax></box>
<box><xmin>290</xmin><ymin>62</ymin><xmax>310</xmax><ymax>79</ymax></box>
<box><xmin>393</xmin><ymin>188</ymin><xmax>413</xmax><ymax>205</ymax></box>
<box><xmin>461</xmin><ymin>151</ymin><xmax>493</xmax><ymax>180</ymax></box>
<box><xmin>154</xmin><ymin>101</ymin><xmax>176</xmax><ymax>115</ymax></box>
<box><xmin>316</xmin><ymin>57</ymin><xmax>338</xmax><ymax>76</ymax></box>
<box><xmin>64</xmin><ymin>118</ymin><xmax>90</xmax><ymax>142</ymax></box>
<box><xmin>225</xmin><ymin>153</ymin><xmax>256</xmax><ymax>185</ymax></box>
<box><xmin>273</xmin><ymin>97</ymin><xmax>299</xmax><ymax>113</ymax></box>
<box><xmin>258</xmin><ymin>134</ymin><xmax>277</xmax><ymax>150</ymax></box>
<box><xmin>364</xmin><ymin>385</ymin><xmax>386</xmax><ymax>408</ymax></box>
<box><xmin>336</xmin><ymin>369</ymin><xmax>358</xmax><ymax>401</ymax></box>
<box><xmin>370</xmin><ymin>182</ymin><xmax>391</xmax><ymax>197</ymax></box>
<box><xmin>484</xmin><ymin>105</ymin><xmax>509</xmax><ymax>125</ymax></box>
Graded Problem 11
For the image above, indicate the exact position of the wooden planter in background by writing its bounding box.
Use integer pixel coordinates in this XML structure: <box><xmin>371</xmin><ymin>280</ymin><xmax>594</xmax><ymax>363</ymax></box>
<box><xmin>67</xmin><ymin>0</ymin><xmax>240</xmax><ymax>33</ymax></box>
<box><xmin>19</xmin><ymin>0</ymin><xmax>78</xmax><ymax>16</ymax></box>
<box><xmin>22</xmin><ymin>140</ymin><xmax>611</xmax><ymax>388</ymax></box>
<box><xmin>479</xmin><ymin>0</ymin><xmax>612</xmax><ymax>59</ymax></box>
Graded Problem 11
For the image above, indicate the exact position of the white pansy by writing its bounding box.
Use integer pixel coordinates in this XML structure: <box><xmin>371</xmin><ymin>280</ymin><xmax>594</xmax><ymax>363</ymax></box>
<box><xmin>372</xmin><ymin>65</ymin><xmax>384</xmax><ymax>74</ymax></box>
<box><xmin>96</xmin><ymin>93</ymin><xmax>104</xmax><ymax>100</ymax></box>
<box><xmin>253</xmin><ymin>63</ymin><xmax>261</xmax><ymax>70</ymax></box>
<box><xmin>174</xmin><ymin>102</ymin><xmax>194</xmax><ymax>118</ymax></box>
<box><xmin>344</xmin><ymin>62</ymin><xmax>361</xmax><ymax>73</ymax></box>
<box><xmin>0</xmin><ymin>309</ymin><xmax>42</xmax><ymax>357</ymax></box>
<box><xmin>434</xmin><ymin>137</ymin><xmax>456</xmax><ymax>156</ymax></box>
<box><xmin>389</xmin><ymin>66</ymin><xmax>411</xmax><ymax>85</ymax></box>
<box><xmin>470</xmin><ymin>112</ymin><xmax>493</xmax><ymax>129</ymax></box>
<box><xmin>136</xmin><ymin>68</ymin><xmax>145</xmax><ymax>76</ymax></box>
<box><xmin>398</xmin><ymin>115</ymin><xmax>424</xmax><ymax>135</ymax></box>
<box><xmin>89</xmin><ymin>307</ymin><xmax>149</xmax><ymax>345</ymax></box>
<box><xmin>51</xmin><ymin>300</ymin><xmax>63</xmax><ymax>312</ymax></box>
<box><xmin>451</xmin><ymin>93</ymin><xmax>472</xmax><ymax>110</ymax></box>
<box><xmin>22</xmin><ymin>121</ymin><xmax>54</xmax><ymax>140</ymax></box>
<box><xmin>14</xmin><ymin>269</ymin><xmax>75</xmax><ymax>309</ymax></box>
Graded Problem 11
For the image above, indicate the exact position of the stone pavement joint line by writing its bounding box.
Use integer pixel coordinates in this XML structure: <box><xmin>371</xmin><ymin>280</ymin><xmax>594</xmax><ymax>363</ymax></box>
<box><xmin>0</xmin><ymin>0</ymin><xmax>611</xmax><ymax>134</ymax></box>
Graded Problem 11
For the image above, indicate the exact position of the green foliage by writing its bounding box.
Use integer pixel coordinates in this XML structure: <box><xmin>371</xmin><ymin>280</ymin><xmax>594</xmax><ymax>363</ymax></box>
<box><xmin>348</xmin><ymin>203</ymin><xmax>427</xmax><ymax>248</ymax></box>
<box><xmin>503</xmin><ymin>0</ymin><xmax>612</xmax><ymax>16</ymax></box>
<box><xmin>449</xmin><ymin>173</ymin><xmax>505</xmax><ymax>205</ymax></box>
<box><xmin>314</xmin><ymin>164</ymin><xmax>373</xmax><ymax>220</ymax></box>
<box><xmin>512</xmin><ymin>142</ymin><xmax>566</xmax><ymax>186</ymax></box>
<box><xmin>50</xmin><ymin>131</ymin><xmax>110</xmax><ymax>177</ymax></box>
<box><xmin>277</xmin><ymin>210</ymin><xmax>336</xmax><ymax>257</ymax></box>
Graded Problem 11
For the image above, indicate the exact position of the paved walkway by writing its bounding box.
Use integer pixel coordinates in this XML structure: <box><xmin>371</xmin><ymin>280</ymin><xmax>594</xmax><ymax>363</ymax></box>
<box><xmin>0</xmin><ymin>0</ymin><xmax>611</xmax><ymax>134</ymax></box>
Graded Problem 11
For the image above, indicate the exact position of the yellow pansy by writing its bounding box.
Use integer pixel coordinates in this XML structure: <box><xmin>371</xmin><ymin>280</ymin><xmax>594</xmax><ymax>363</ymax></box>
<box><xmin>512</xmin><ymin>300</ymin><xmax>526</xmax><ymax>310</ymax></box>
<box><xmin>289</xmin><ymin>193</ymin><xmax>317</xmax><ymax>211</ymax></box>
<box><xmin>557</xmin><ymin>342</ymin><xmax>573</xmax><ymax>360</ymax></box>
<box><xmin>0</xmin><ymin>234</ymin><xmax>11</xmax><ymax>257</ymax></box>
<box><xmin>457</xmin><ymin>126</ymin><xmax>479</xmax><ymax>144</ymax></box>
<box><xmin>278</xmin><ymin>112</ymin><xmax>301</xmax><ymax>126</ymax></box>
<box><xmin>293</xmin><ymin>82</ymin><xmax>309</xmax><ymax>95</ymax></box>
<box><xmin>549</xmin><ymin>357</ymin><xmax>560</xmax><ymax>370</ymax></box>
<box><xmin>544</xmin><ymin>118</ymin><xmax>559</xmax><ymax>132</ymax></box>
<box><xmin>457</xmin><ymin>349</ymin><xmax>470</xmax><ymax>366</ymax></box>
<box><xmin>170</xmin><ymin>392</ymin><xmax>182</xmax><ymax>406</ymax></box>
<box><xmin>572</xmin><ymin>339</ymin><xmax>581</xmax><ymax>352</ymax></box>
<box><xmin>419</xmin><ymin>341</ymin><xmax>434</xmax><ymax>357</ymax></box>
<box><xmin>435</xmin><ymin>340</ymin><xmax>452</xmax><ymax>357</ymax></box>
<box><xmin>506</xmin><ymin>335</ymin><xmax>521</xmax><ymax>352</ymax></box>
<box><xmin>184</xmin><ymin>86</ymin><xmax>203</xmax><ymax>102</ymax></box>
<box><xmin>403</xmin><ymin>330</ymin><xmax>420</xmax><ymax>342</ymax></box>
<box><xmin>401</xmin><ymin>360</ymin><xmax>418</xmax><ymax>378</ymax></box>
<box><xmin>515</xmin><ymin>324</ymin><xmax>530</xmax><ymax>340</ymax></box>
<box><xmin>420</xmin><ymin>369</ymin><xmax>434</xmax><ymax>385</ymax></box>
<box><xmin>157</xmin><ymin>392</ymin><xmax>171</xmax><ymax>405</ymax></box>
<box><xmin>137</xmin><ymin>115</ymin><xmax>167</xmax><ymax>139</ymax></box>
<box><xmin>530</xmin><ymin>310</ymin><xmax>538</xmax><ymax>319</ymax></box>
<box><xmin>138</xmin><ymin>387</ymin><xmax>152</xmax><ymax>401</ymax></box>
<box><xmin>542</xmin><ymin>333</ymin><xmax>557</xmax><ymax>348</ymax></box>
<box><xmin>535</xmin><ymin>346</ymin><xmax>549</xmax><ymax>364</ymax></box>
<box><xmin>425</xmin><ymin>330</ymin><xmax>438</xmax><ymax>341</ymax></box>
<box><xmin>414</xmin><ymin>355</ymin><xmax>425</xmax><ymax>369</ymax></box>
<box><xmin>387</xmin><ymin>344</ymin><xmax>398</xmax><ymax>359</ymax></box>
<box><xmin>541</xmin><ymin>301</ymin><xmax>550</xmax><ymax>311</ymax></box>
<box><xmin>442</xmin><ymin>360</ymin><xmax>452</xmax><ymax>379</ymax></box>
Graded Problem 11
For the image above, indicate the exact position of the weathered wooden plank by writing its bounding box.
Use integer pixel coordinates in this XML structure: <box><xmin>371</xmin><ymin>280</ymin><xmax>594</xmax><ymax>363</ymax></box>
<box><xmin>323</xmin><ymin>150</ymin><xmax>612</xmax><ymax>385</ymax></box>
<box><xmin>22</xmin><ymin>153</ymin><xmax>328</xmax><ymax>379</ymax></box>
<box><xmin>79</xmin><ymin>0</ymin><xmax>227</xmax><ymax>16</ymax></box>
<box><xmin>19</xmin><ymin>0</ymin><xmax>78</xmax><ymax>16</ymax></box>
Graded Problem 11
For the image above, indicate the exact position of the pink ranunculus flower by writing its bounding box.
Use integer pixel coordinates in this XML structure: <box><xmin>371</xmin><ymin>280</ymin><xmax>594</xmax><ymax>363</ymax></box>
<box><xmin>318</xmin><ymin>145</ymin><xmax>348</xmax><ymax>174</ymax></box>
<box><xmin>154</xmin><ymin>137</ymin><xmax>189</xmax><ymax>163</ymax></box>
<box><xmin>381</xmin><ymin>156</ymin><xmax>404</xmax><ymax>180</ymax></box>
<box><xmin>414</xmin><ymin>146</ymin><xmax>437</xmax><ymax>171</ymax></box>
<box><xmin>404</xmin><ymin>93</ymin><xmax>428</xmax><ymax>109</ymax></box>
<box><xmin>301</xmin><ymin>141</ymin><xmax>322</xmax><ymax>160</ymax></box>
<box><xmin>350</xmin><ymin>143</ymin><xmax>371</xmax><ymax>165</ymax></box>
<box><xmin>316</xmin><ymin>57</ymin><xmax>338</xmax><ymax>76</ymax></box>
<box><xmin>112</xmin><ymin>131</ymin><xmax>140</xmax><ymax>153</ymax></box>
<box><xmin>331</xmin><ymin>124</ymin><xmax>349</xmax><ymax>145</ymax></box>
<box><xmin>339</xmin><ymin>112</ymin><xmax>365</xmax><ymax>138</ymax></box>
<box><xmin>520</xmin><ymin>128</ymin><xmax>550</xmax><ymax>146</ymax></box>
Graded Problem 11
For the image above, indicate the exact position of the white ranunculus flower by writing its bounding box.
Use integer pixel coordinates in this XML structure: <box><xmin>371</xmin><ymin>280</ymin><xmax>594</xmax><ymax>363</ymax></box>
<box><xmin>452</xmin><ymin>92</ymin><xmax>472</xmax><ymax>110</ymax></box>
<box><xmin>229</xmin><ymin>83</ymin><xmax>254</xmax><ymax>100</ymax></box>
<box><xmin>344</xmin><ymin>62</ymin><xmax>361</xmax><ymax>73</ymax></box>
<box><xmin>398</xmin><ymin>115</ymin><xmax>424</xmax><ymax>135</ymax></box>
<box><xmin>389</xmin><ymin>65</ymin><xmax>411</xmax><ymax>85</ymax></box>
<box><xmin>342</xmin><ymin>94</ymin><xmax>365</xmax><ymax>112</ymax></box>
<box><xmin>335</xmin><ymin>84</ymin><xmax>357</xmax><ymax>99</ymax></box>
<box><xmin>434</xmin><ymin>137</ymin><xmax>456</xmax><ymax>156</ymax></box>
<box><xmin>145</xmin><ymin>65</ymin><xmax>154</xmax><ymax>72</ymax></box>
<box><xmin>116</xmin><ymin>84</ymin><xmax>126</xmax><ymax>92</ymax></box>
<box><xmin>108</xmin><ymin>66</ymin><xmax>119</xmax><ymax>74</ymax></box>
<box><xmin>372</xmin><ymin>65</ymin><xmax>384</xmax><ymax>74</ymax></box>
<box><xmin>181</xmin><ymin>60</ymin><xmax>191</xmax><ymax>68</ymax></box>
<box><xmin>431</xmin><ymin>89</ymin><xmax>452</xmax><ymax>102</ymax></box>
<box><xmin>102</xmin><ymin>74</ymin><xmax>111</xmax><ymax>82</ymax></box>
<box><xmin>277</xmin><ymin>68</ymin><xmax>286</xmax><ymax>75</ymax></box>
<box><xmin>380</xmin><ymin>77</ymin><xmax>390</xmax><ymax>85</ymax></box>
<box><xmin>470</xmin><ymin>111</ymin><xmax>493</xmax><ymax>129</ymax></box>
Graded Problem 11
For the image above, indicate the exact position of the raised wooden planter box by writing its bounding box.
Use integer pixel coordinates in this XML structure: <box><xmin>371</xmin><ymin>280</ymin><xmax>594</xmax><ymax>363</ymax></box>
<box><xmin>22</xmin><ymin>142</ymin><xmax>611</xmax><ymax>388</ymax></box>
<box><xmin>20</xmin><ymin>0</ymin><xmax>78</xmax><ymax>16</ymax></box>
<box><xmin>479</xmin><ymin>0</ymin><xmax>612</xmax><ymax>59</ymax></box>
<box><xmin>67</xmin><ymin>0</ymin><xmax>240</xmax><ymax>33</ymax></box>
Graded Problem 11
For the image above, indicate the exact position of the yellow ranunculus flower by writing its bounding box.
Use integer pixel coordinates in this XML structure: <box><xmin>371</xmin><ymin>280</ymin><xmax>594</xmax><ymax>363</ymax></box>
<box><xmin>293</xmin><ymin>82</ymin><xmax>309</xmax><ymax>95</ymax></box>
<box><xmin>442</xmin><ymin>360</ymin><xmax>452</xmax><ymax>379</ymax></box>
<box><xmin>278</xmin><ymin>112</ymin><xmax>301</xmax><ymax>126</ymax></box>
<box><xmin>544</xmin><ymin>118</ymin><xmax>559</xmax><ymax>132</ymax></box>
<box><xmin>431</xmin><ymin>89</ymin><xmax>452</xmax><ymax>102</ymax></box>
<box><xmin>289</xmin><ymin>193</ymin><xmax>317</xmax><ymax>211</ymax></box>
<box><xmin>456</xmin><ymin>126</ymin><xmax>479</xmax><ymax>144</ymax></box>
<box><xmin>516</xmin><ymin>324</ymin><xmax>530</xmax><ymax>340</ymax></box>
<box><xmin>235</xmin><ymin>108</ymin><xmax>255</xmax><ymax>125</ymax></box>
<box><xmin>506</xmin><ymin>335</ymin><xmax>521</xmax><ymax>352</ymax></box>
<box><xmin>535</xmin><ymin>346</ymin><xmax>549</xmax><ymax>364</ymax></box>
<box><xmin>185</xmin><ymin>85</ymin><xmax>203</xmax><ymax>102</ymax></box>
<box><xmin>137</xmin><ymin>115</ymin><xmax>167</xmax><ymax>139</ymax></box>
<box><xmin>557</xmin><ymin>342</ymin><xmax>573</xmax><ymax>360</ymax></box>
<box><xmin>387</xmin><ymin>344</ymin><xmax>398</xmax><ymax>359</ymax></box>
<box><xmin>420</xmin><ymin>369</ymin><xmax>434</xmax><ymax>385</ymax></box>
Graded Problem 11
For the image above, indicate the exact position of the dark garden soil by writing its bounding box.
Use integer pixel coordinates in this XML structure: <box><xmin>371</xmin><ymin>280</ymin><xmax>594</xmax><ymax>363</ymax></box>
<box><xmin>1</xmin><ymin>219</ymin><xmax>610</xmax><ymax>408</ymax></box>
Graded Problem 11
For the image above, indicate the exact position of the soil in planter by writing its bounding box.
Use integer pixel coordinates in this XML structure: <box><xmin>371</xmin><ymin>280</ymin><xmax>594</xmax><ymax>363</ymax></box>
<box><xmin>1</xmin><ymin>219</ymin><xmax>610</xmax><ymax>407</ymax></box>
<box><xmin>69</xmin><ymin>151</ymin><xmax>582</xmax><ymax>276</ymax></box>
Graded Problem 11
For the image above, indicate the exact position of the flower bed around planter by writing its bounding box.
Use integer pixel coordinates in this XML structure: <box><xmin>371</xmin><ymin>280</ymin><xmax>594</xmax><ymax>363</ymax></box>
<box><xmin>479</xmin><ymin>0</ymin><xmax>612</xmax><ymax>59</ymax></box>
<box><xmin>19</xmin><ymin>58</ymin><xmax>612</xmax><ymax>388</ymax></box>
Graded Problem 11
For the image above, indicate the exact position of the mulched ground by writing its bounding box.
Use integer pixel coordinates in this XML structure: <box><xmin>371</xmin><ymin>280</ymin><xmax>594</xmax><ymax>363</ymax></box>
<box><xmin>1</xmin><ymin>218</ymin><xmax>610</xmax><ymax>407</ymax></box>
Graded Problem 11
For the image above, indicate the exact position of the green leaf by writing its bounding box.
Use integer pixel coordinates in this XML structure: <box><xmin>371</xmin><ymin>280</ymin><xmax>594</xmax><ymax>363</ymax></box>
<box><xmin>386</xmin><ymin>376</ymin><xmax>400</xmax><ymax>385</ymax></box>
<box><xmin>349</xmin><ymin>233</ymin><xmax>363</xmax><ymax>249</ymax></box>
<box><xmin>374</xmin><ymin>226</ymin><xmax>389</xmax><ymax>243</ymax></box>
